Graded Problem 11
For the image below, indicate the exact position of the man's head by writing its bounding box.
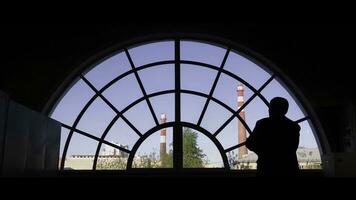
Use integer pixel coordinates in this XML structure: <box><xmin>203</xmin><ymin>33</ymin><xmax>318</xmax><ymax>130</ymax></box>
<box><xmin>269</xmin><ymin>97</ymin><xmax>289</xmax><ymax>118</ymax></box>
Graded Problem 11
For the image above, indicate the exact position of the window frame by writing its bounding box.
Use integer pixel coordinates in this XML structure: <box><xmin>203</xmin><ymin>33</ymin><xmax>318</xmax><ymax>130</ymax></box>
<box><xmin>43</xmin><ymin>34</ymin><xmax>330</xmax><ymax>172</ymax></box>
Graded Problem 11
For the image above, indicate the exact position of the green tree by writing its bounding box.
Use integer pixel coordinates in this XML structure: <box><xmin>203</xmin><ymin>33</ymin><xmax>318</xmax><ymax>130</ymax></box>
<box><xmin>182</xmin><ymin>128</ymin><xmax>206</xmax><ymax>168</ymax></box>
<box><xmin>97</xmin><ymin>157</ymin><xmax>127</xmax><ymax>170</ymax></box>
<box><xmin>97</xmin><ymin>128</ymin><xmax>206</xmax><ymax>169</ymax></box>
<box><xmin>160</xmin><ymin>127</ymin><xmax>206</xmax><ymax>168</ymax></box>
<box><xmin>133</xmin><ymin>152</ymin><xmax>160</xmax><ymax>168</ymax></box>
<box><xmin>160</xmin><ymin>149</ymin><xmax>173</xmax><ymax>168</ymax></box>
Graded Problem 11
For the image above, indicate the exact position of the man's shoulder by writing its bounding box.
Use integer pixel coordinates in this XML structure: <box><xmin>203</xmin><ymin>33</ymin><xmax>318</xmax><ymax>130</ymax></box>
<box><xmin>284</xmin><ymin>117</ymin><xmax>301</xmax><ymax>130</ymax></box>
<box><xmin>257</xmin><ymin>117</ymin><xmax>300</xmax><ymax>129</ymax></box>
<box><xmin>256</xmin><ymin>118</ymin><xmax>271</xmax><ymax>125</ymax></box>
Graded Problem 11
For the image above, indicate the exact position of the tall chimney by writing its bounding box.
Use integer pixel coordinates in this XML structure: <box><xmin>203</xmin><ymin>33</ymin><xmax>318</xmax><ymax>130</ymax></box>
<box><xmin>160</xmin><ymin>113</ymin><xmax>167</xmax><ymax>158</ymax></box>
<box><xmin>237</xmin><ymin>83</ymin><xmax>248</xmax><ymax>159</ymax></box>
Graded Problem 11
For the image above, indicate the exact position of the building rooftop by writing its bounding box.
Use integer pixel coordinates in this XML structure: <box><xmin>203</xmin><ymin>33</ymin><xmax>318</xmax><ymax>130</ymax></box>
<box><xmin>237</xmin><ymin>147</ymin><xmax>321</xmax><ymax>163</ymax></box>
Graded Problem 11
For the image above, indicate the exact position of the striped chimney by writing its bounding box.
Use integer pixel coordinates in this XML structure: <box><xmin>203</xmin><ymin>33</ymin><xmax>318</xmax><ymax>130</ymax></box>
<box><xmin>237</xmin><ymin>83</ymin><xmax>248</xmax><ymax>159</ymax></box>
<box><xmin>160</xmin><ymin>113</ymin><xmax>167</xmax><ymax>158</ymax></box>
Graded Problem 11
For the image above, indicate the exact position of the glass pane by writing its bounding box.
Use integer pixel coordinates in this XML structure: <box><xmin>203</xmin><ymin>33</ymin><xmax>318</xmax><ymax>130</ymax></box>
<box><xmin>218</xmin><ymin>116</ymin><xmax>252</xmax><ymax>169</ymax></box>
<box><xmin>64</xmin><ymin>132</ymin><xmax>98</xmax><ymax>170</ymax></box>
<box><xmin>150</xmin><ymin>94</ymin><xmax>175</xmax><ymax>123</ymax></box>
<box><xmin>138</xmin><ymin>64</ymin><xmax>174</xmax><ymax>94</ymax></box>
<box><xmin>216</xmin><ymin>118</ymin><xmax>239</xmax><ymax>150</ymax></box>
<box><xmin>59</xmin><ymin>127</ymin><xmax>70</xmax><ymax>167</ymax></box>
<box><xmin>297</xmin><ymin>120</ymin><xmax>322</xmax><ymax>170</ymax></box>
<box><xmin>297</xmin><ymin>147</ymin><xmax>322</xmax><ymax>169</ymax></box>
<box><xmin>102</xmin><ymin>74</ymin><xmax>143</xmax><ymax>111</ymax></box>
<box><xmin>133</xmin><ymin>128</ymin><xmax>173</xmax><ymax>168</ymax></box>
<box><xmin>181</xmin><ymin>64</ymin><xmax>218</xmax><ymax>94</ymax></box>
<box><xmin>50</xmin><ymin>79</ymin><xmax>95</xmax><ymax>126</ymax></box>
<box><xmin>227</xmin><ymin>151</ymin><xmax>257</xmax><ymax>170</ymax></box>
<box><xmin>181</xmin><ymin>94</ymin><xmax>206</xmax><ymax>124</ymax></box>
<box><xmin>200</xmin><ymin>101</ymin><xmax>231</xmax><ymax>134</ymax></box>
<box><xmin>213</xmin><ymin>73</ymin><xmax>254</xmax><ymax>111</ymax></box>
<box><xmin>298</xmin><ymin>119</ymin><xmax>322</xmax><ymax>169</ymax></box>
<box><xmin>224</xmin><ymin>51</ymin><xmax>272</xmax><ymax>89</ymax></box>
<box><xmin>96</xmin><ymin>144</ymin><xmax>129</xmax><ymax>170</ymax></box>
<box><xmin>244</xmin><ymin>96</ymin><xmax>269</xmax><ymax>131</ymax></box>
<box><xmin>226</xmin><ymin>151</ymin><xmax>237</xmax><ymax>169</ymax></box>
<box><xmin>183</xmin><ymin>127</ymin><xmax>223</xmax><ymax>168</ymax></box>
<box><xmin>103</xmin><ymin>117</ymin><xmax>140</xmax><ymax>151</ymax></box>
<box><xmin>261</xmin><ymin>78</ymin><xmax>305</xmax><ymax>121</ymax></box>
<box><xmin>124</xmin><ymin>101</ymin><xmax>156</xmax><ymax>135</ymax></box>
<box><xmin>181</xmin><ymin>41</ymin><xmax>227</xmax><ymax>67</ymax></box>
<box><xmin>76</xmin><ymin>97</ymin><xmax>116</xmax><ymax>138</ymax></box>
<box><xmin>299</xmin><ymin>120</ymin><xmax>320</xmax><ymax>149</ymax></box>
<box><xmin>128</xmin><ymin>41</ymin><xmax>174</xmax><ymax>67</ymax></box>
<box><xmin>84</xmin><ymin>51</ymin><xmax>131</xmax><ymax>90</ymax></box>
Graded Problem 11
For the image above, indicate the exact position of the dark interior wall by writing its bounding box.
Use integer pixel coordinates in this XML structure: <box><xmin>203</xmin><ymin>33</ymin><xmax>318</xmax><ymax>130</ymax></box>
<box><xmin>0</xmin><ymin>23</ymin><xmax>355</xmax><ymax>152</ymax></box>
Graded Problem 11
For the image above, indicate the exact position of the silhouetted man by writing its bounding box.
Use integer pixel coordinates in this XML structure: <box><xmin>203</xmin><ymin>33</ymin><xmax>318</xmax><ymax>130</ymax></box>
<box><xmin>246</xmin><ymin>97</ymin><xmax>300</xmax><ymax>176</ymax></box>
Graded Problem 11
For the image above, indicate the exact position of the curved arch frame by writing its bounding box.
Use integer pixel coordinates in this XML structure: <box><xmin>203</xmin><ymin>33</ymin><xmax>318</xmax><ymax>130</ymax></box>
<box><xmin>44</xmin><ymin>34</ymin><xmax>330</xmax><ymax>172</ymax></box>
<box><xmin>58</xmin><ymin>55</ymin><xmax>274</xmax><ymax>170</ymax></box>
<box><xmin>126</xmin><ymin>122</ymin><xmax>229</xmax><ymax>170</ymax></box>
<box><xmin>90</xmin><ymin>88</ymin><xmax>255</xmax><ymax>170</ymax></box>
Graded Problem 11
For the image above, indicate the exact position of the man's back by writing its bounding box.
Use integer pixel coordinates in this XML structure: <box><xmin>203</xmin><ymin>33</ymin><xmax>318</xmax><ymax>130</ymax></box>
<box><xmin>245</xmin><ymin>97</ymin><xmax>300</xmax><ymax>176</ymax></box>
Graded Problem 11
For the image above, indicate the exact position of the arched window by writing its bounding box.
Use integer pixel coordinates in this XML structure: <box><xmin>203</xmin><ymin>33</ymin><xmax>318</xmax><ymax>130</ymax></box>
<box><xmin>47</xmin><ymin>37</ymin><xmax>324</xmax><ymax>171</ymax></box>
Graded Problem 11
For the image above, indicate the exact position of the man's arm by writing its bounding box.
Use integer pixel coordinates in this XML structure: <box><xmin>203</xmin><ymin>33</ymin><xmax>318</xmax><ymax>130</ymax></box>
<box><xmin>246</xmin><ymin>121</ymin><xmax>262</xmax><ymax>153</ymax></box>
<box><xmin>294</xmin><ymin>124</ymin><xmax>301</xmax><ymax>151</ymax></box>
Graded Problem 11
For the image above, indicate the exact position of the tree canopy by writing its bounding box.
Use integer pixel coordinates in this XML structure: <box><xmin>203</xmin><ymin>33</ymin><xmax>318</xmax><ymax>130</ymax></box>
<box><xmin>97</xmin><ymin>127</ymin><xmax>206</xmax><ymax>169</ymax></box>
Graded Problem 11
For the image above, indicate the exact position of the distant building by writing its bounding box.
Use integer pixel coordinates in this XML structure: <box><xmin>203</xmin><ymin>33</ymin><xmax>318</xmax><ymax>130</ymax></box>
<box><xmin>232</xmin><ymin>147</ymin><xmax>322</xmax><ymax>170</ymax></box>
<box><xmin>63</xmin><ymin>147</ymin><xmax>322</xmax><ymax>170</ymax></box>
<box><xmin>101</xmin><ymin>142</ymin><xmax>129</xmax><ymax>157</ymax></box>
<box><xmin>63</xmin><ymin>154</ymin><xmax>158</xmax><ymax>170</ymax></box>
<box><xmin>62</xmin><ymin>142</ymin><xmax>129</xmax><ymax>170</ymax></box>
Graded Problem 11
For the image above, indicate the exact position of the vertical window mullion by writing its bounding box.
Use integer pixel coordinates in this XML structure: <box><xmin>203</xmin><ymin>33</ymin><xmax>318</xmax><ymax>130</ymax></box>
<box><xmin>173</xmin><ymin>39</ymin><xmax>183</xmax><ymax>170</ymax></box>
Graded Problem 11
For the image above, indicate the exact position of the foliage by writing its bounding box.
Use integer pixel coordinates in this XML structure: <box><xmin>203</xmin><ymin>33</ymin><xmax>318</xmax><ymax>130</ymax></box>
<box><xmin>182</xmin><ymin>127</ymin><xmax>206</xmax><ymax>168</ymax></box>
<box><xmin>97</xmin><ymin>128</ymin><xmax>207</xmax><ymax>169</ymax></box>
<box><xmin>161</xmin><ymin>127</ymin><xmax>206</xmax><ymax>168</ymax></box>
<box><xmin>133</xmin><ymin>152</ymin><xmax>161</xmax><ymax>168</ymax></box>
<box><xmin>97</xmin><ymin>157</ymin><xmax>127</xmax><ymax>170</ymax></box>
<box><xmin>161</xmin><ymin>148</ymin><xmax>173</xmax><ymax>168</ymax></box>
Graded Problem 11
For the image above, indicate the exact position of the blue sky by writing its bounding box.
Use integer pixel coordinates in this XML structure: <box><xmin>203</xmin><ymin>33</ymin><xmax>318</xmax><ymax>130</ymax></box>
<box><xmin>50</xmin><ymin>41</ymin><xmax>320</xmax><ymax>167</ymax></box>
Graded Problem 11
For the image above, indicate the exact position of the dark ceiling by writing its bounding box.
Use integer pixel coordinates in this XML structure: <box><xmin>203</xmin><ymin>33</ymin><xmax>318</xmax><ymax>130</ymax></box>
<box><xmin>0</xmin><ymin>23</ymin><xmax>354</xmax><ymax>113</ymax></box>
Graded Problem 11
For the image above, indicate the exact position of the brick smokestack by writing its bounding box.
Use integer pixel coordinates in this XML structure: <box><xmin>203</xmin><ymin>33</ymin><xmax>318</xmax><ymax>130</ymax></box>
<box><xmin>160</xmin><ymin>113</ymin><xmax>167</xmax><ymax>158</ymax></box>
<box><xmin>237</xmin><ymin>83</ymin><xmax>248</xmax><ymax>159</ymax></box>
